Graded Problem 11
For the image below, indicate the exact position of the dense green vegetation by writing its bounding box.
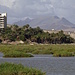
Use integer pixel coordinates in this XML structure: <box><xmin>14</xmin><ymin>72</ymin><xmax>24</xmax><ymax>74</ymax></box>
<box><xmin>4</xmin><ymin>51</ymin><xmax>33</xmax><ymax>58</ymax></box>
<box><xmin>0</xmin><ymin>24</ymin><xmax>74</xmax><ymax>57</ymax></box>
<box><xmin>0</xmin><ymin>44</ymin><xmax>75</xmax><ymax>57</ymax></box>
<box><xmin>0</xmin><ymin>24</ymin><xmax>74</xmax><ymax>44</ymax></box>
<box><xmin>0</xmin><ymin>63</ymin><xmax>45</xmax><ymax>75</ymax></box>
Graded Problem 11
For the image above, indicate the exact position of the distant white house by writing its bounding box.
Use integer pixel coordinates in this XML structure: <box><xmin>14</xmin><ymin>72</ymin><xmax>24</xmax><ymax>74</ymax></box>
<box><xmin>0</xmin><ymin>13</ymin><xmax>7</xmax><ymax>28</ymax></box>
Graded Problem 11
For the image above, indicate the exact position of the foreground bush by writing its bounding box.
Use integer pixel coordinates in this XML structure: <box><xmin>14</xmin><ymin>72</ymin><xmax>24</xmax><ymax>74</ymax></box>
<box><xmin>53</xmin><ymin>51</ymin><xmax>74</xmax><ymax>57</ymax></box>
<box><xmin>4</xmin><ymin>51</ymin><xmax>33</xmax><ymax>58</ymax></box>
<box><xmin>0</xmin><ymin>63</ymin><xmax>45</xmax><ymax>75</ymax></box>
<box><xmin>0</xmin><ymin>44</ymin><xmax>75</xmax><ymax>57</ymax></box>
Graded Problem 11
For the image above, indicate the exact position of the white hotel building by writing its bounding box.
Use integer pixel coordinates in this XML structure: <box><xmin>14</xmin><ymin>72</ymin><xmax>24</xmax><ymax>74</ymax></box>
<box><xmin>0</xmin><ymin>13</ymin><xmax>7</xmax><ymax>28</ymax></box>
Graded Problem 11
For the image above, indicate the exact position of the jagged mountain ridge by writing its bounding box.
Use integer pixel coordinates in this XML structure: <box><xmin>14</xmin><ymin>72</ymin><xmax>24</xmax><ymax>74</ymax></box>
<box><xmin>13</xmin><ymin>15</ymin><xmax>75</xmax><ymax>30</ymax></box>
<box><xmin>14</xmin><ymin>18</ymin><xmax>32</xmax><ymax>26</ymax></box>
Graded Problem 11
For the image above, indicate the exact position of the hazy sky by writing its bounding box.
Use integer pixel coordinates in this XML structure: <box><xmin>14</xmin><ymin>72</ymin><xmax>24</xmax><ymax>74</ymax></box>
<box><xmin>0</xmin><ymin>0</ymin><xmax>75</xmax><ymax>24</ymax></box>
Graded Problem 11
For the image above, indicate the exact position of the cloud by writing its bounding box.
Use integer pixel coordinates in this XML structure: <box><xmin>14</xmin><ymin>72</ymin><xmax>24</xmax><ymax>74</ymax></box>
<box><xmin>0</xmin><ymin>0</ymin><xmax>75</xmax><ymax>24</ymax></box>
<box><xmin>0</xmin><ymin>0</ymin><xmax>15</xmax><ymax>8</ymax></box>
<box><xmin>11</xmin><ymin>0</ymin><xmax>54</xmax><ymax>17</ymax></box>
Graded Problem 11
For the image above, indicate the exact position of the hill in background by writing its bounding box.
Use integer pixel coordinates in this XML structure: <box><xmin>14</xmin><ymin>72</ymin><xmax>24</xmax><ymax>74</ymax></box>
<box><xmin>13</xmin><ymin>15</ymin><xmax>75</xmax><ymax>30</ymax></box>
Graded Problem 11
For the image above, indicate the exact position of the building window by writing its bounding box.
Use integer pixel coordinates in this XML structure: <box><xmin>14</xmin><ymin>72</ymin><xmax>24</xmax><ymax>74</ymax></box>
<box><xmin>0</xmin><ymin>25</ymin><xmax>2</xmax><ymax>27</ymax></box>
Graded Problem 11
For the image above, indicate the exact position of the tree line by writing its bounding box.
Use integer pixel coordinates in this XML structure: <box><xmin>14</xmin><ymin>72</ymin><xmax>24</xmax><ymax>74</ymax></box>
<box><xmin>0</xmin><ymin>24</ymin><xmax>75</xmax><ymax>44</ymax></box>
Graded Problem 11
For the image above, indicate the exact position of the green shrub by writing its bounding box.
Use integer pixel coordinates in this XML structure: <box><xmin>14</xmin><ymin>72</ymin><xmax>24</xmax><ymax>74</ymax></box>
<box><xmin>0</xmin><ymin>44</ymin><xmax>75</xmax><ymax>57</ymax></box>
<box><xmin>0</xmin><ymin>63</ymin><xmax>45</xmax><ymax>75</ymax></box>
<box><xmin>4</xmin><ymin>51</ymin><xmax>33</xmax><ymax>58</ymax></box>
<box><xmin>53</xmin><ymin>51</ymin><xmax>74</xmax><ymax>57</ymax></box>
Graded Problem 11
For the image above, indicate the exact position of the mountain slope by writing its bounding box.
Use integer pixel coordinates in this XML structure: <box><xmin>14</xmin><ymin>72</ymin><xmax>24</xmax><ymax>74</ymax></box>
<box><xmin>13</xmin><ymin>15</ymin><xmax>75</xmax><ymax>30</ymax></box>
<box><xmin>13</xmin><ymin>18</ymin><xmax>32</xmax><ymax>26</ymax></box>
<box><xmin>29</xmin><ymin>16</ymin><xmax>75</xmax><ymax>30</ymax></box>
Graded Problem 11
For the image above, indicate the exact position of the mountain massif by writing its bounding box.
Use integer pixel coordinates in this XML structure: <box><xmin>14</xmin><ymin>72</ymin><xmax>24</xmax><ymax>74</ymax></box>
<box><xmin>13</xmin><ymin>15</ymin><xmax>75</xmax><ymax>30</ymax></box>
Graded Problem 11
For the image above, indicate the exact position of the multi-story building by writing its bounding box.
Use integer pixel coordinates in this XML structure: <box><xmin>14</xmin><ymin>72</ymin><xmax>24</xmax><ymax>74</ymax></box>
<box><xmin>0</xmin><ymin>13</ymin><xmax>7</xmax><ymax>28</ymax></box>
